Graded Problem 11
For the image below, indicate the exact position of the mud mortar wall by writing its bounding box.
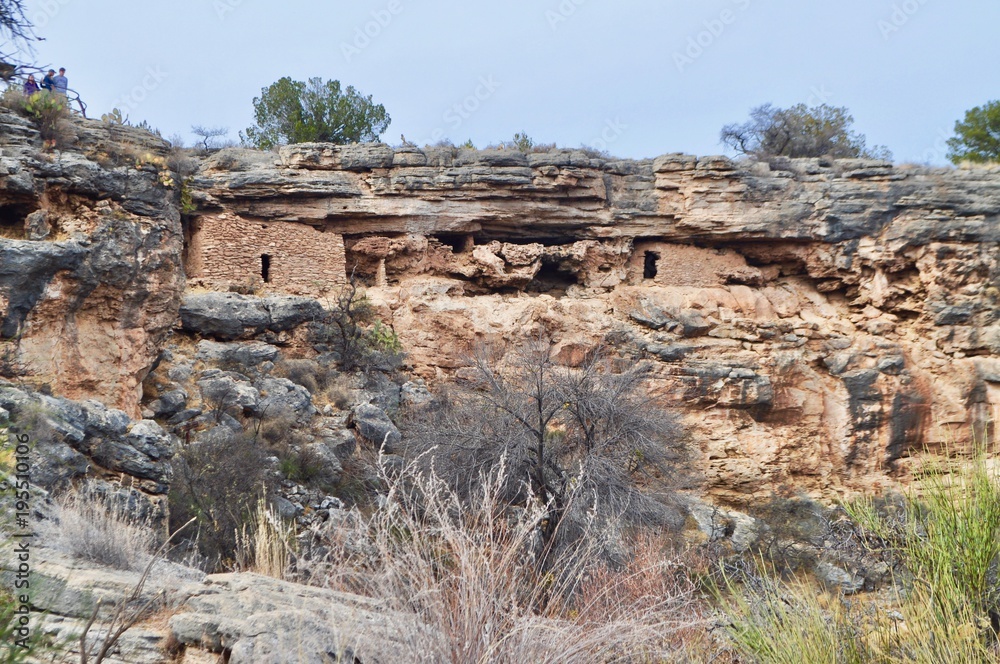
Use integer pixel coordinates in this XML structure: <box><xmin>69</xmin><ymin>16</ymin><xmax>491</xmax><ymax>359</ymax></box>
<box><xmin>187</xmin><ymin>213</ymin><xmax>347</xmax><ymax>295</ymax></box>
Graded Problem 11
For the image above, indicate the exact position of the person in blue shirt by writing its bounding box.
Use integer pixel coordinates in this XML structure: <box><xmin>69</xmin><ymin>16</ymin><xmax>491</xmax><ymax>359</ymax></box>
<box><xmin>40</xmin><ymin>69</ymin><xmax>55</xmax><ymax>91</ymax></box>
<box><xmin>52</xmin><ymin>68</ymin><xmax>68</xmax><ymax>95</ymax></box>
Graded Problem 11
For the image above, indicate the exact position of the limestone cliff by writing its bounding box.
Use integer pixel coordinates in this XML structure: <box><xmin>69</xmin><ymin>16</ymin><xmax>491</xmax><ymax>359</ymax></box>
<box><xmin>189</xmin><ymin>144</ymin><xmax>1000</xmax><ymax>503</ymax></box>
<box><xmin>0</xmin><ymin>110</ymin><xmax>184</xmax><ymax>418</ymax></box>
<box><xmin>3</xmin><ymin>116</ymin><xmax>999</xmax><ymax>504</ymax></box>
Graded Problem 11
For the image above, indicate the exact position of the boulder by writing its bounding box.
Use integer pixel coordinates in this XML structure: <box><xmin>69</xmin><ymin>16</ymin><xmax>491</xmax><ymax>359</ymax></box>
<box><xmin>350</xmin><ymin>404</ymin><xmax>401</xmax><ymax>453</ymax></box>
<box><xmin>180</xmin><ymin>293</ymin><xmax>323</xmax><ymax>340</ymax></box>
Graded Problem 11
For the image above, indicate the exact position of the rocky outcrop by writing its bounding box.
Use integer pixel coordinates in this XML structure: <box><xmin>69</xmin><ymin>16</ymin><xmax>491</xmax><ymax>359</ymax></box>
<box><xmin>0</xmin><ymin>110</ymin><xmax>184</xmax><ymax>417</ymax></box>
<box><xmin>0</xmin><ymin>385</ymin><xmax>175</xmax><ymax>522</ymax></box>
<box><xmin>4</xmin><ymin>545</ymin><xmax>413</xmax><ymax>664</ymax></box>
<box><xmin>179</xmin><ymin>293</ymin><xmax>323</xmax><ymax>341</ymax></box>
<box><xmin>4</xmin><ymin>117</ymin><xmax>999</xmax><ymax>503</ymax></box>
<box><xmin>190</xmin><ymin>144</ymin><xmax>1000</xmax><ymax>503</ymax></box>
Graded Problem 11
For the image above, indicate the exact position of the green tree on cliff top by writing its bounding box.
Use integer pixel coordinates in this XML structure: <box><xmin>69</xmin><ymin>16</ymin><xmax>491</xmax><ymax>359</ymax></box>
<box><xmin>721</xmin><ymin>103</ymin><xmax>891</xmax><ymax>161</ymax></box>
<box><xmin>242</xmin><ymin>77</ymin><xmax>391</xmax><ymax>150</ymax></box>
<box><xmin>947</xmin><ymin>100</ymin><xmax>1000</xmax><ymax>164</ymax></box>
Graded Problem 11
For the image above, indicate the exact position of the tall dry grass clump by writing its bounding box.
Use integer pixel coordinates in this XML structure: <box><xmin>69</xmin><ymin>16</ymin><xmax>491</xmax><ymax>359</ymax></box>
<box><xmin>236</xmin><ymin>496</ymin><xmax>296</xmax><ymax>579</ymax></box>
<box><xmin>297</xmin><ymin>455</ymin><xmax>705</xmax><ymax>663</ymax></box>
<box><xmin>47</xmin><ymin>488</ymin><xmax>156</xmax><ymax>572</ymax></box>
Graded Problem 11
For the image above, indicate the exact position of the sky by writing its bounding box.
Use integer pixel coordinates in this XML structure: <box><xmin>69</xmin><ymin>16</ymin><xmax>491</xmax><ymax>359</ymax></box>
<box><xmin>12</xmin><ymin>0</ymin><xmax>1000</xmax><ymax>164</ymax></box>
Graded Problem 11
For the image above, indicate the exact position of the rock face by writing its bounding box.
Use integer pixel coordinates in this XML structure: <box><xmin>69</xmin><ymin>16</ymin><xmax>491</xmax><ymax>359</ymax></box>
<box><xmin>4</xmin><ymin>120</ymin><xmax>1000</xmax><ymax>503</ymax></box>
<box><xmin>0</xmin><ymin>385</ymin><xmax>175</xmax><ymax>518</ymax></box>
<box><xmin>190</xmin><ymin>144</ymin><xmax>1000</xmax><ymax>503</ymax></box>
<box><xmin>0</xmin><ymin>110</ymin><xmax>184</xmax><ymax>417</ymax></box>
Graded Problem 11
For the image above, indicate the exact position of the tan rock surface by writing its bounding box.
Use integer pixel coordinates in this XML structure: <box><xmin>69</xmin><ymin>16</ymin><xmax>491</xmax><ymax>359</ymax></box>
<box><xmin>190</xmin><ymin>144</ymin><xmax>1000</xmax><ymax>503</ymax></box>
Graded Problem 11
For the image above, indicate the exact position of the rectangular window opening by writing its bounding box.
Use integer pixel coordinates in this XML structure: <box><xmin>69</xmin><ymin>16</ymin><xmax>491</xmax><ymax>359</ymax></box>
<box><xmin>643</xmin><ymin>251</ymin><xmax>660</xmax><ymax>280</ymax></box>
<box><xmin>261</xmin><ymin>254</ymin><xmax>271</xmax><ymax>283</ymax></box>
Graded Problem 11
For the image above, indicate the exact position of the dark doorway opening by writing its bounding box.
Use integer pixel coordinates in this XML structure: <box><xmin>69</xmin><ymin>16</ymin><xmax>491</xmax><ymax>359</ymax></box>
<box><xmin>261</xmin><ymin>254</ymin><xmax>271</xmax><ymax>283</ymax></box>
<box><xmin>643</xmin><ymin>251</ymin><xmax>660</xmax><ymax>280</ymax></box>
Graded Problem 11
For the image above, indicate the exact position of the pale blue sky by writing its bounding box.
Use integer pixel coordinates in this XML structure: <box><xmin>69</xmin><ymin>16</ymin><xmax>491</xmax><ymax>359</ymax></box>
<box><xmin>17</xmin><ymin>0</ymin><xmax>999</xmax><ymax>163</ymax></box>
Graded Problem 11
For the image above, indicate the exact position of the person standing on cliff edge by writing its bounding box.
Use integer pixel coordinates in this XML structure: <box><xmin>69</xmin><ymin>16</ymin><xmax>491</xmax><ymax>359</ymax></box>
<box><xmin>40</xmin><ymin>69</ymin><xmax>55</xmax><ymax>91</ymax></box>
<box><xmin>52</xmin><ymin>68</ymin><xmax>68</xmax><ymax>95</ymax></box>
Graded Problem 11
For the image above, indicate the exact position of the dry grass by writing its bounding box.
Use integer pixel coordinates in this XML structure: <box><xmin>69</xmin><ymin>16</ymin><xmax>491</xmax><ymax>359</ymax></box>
<box><xmin>295</xmin><ymin>455</ymin><xmax>706</xmax><ymax>663</ymax></box>
<box><xmin>47</xmin><ymin>488</ymin><xmax>157</xmax><ymax>572</ymax></box>
<box><xmin>236</xmin><ymin>496</ymin><xmax>295</xmax><ymax>580</ymax></box>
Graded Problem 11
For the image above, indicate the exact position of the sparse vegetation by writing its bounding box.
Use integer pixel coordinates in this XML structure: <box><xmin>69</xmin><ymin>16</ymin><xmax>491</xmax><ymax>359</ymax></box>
<box><xmin>169</xmin><ymin>429</ymin><xmax>275</xmax><ymax>568</ymax></box>
<box><xmin>947</xmin><ymin>100</ymin><xmax>1000</xmax><ymax>164</ymax></box>
<box><xmin>47</xmin><ymin>488</ymin><xmax>156</xmax><ymax>571</ymax></box>
<box><xmin>403</xmin><ymin>341</ymin><xmax>690</xmax><ymax>567</ymax></box>
<box><xmin>721</xmin><ymin>103</ymin><xmax>891</xmax><ymax>161</ymax></box>
<box><xmin>243</xmin><ymin>76</ymin><xmax>390</xmax><ymax>149</ymax></box>
<box><xmin>720</xmin><ymin>450</ymin><xmax>1000</xmax><ymax>664</ymax></box>
<box><xmin>297</xmin><ymin>456</ymin><xmax>705</xmax><ymax>663</ymax></box>
<box><xmin>0</xmin><ymin>88</ymin><xmax>73</xmax><ymax>147</ymax></box>
<box><xmin>190</xmin><ymin>124</ymin><xmax>231</xmax><ymax>153</ymax></box>
<box><xmin>311</xmin><ymin>278</ymin><xmax>405</xmax><ymax>372</ymax></box>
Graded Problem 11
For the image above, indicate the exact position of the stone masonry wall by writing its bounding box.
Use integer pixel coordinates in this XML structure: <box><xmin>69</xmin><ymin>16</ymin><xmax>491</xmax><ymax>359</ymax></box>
<box><xmin>187</xmin><ymin>212</ymin><xmax>346</xmax><ymax>296</ymax></box>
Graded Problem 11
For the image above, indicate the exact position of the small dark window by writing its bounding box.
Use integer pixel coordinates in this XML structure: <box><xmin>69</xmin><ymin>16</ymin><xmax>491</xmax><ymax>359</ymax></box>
<box><xmin>261</xmin><ymin>254</ymin><xmax>271</xmax><ymax>283</ymax></box>
<box><xmin>643</xmin><ymin>251</ymin><xmax>660</xmax><ymax>280</ymax></box>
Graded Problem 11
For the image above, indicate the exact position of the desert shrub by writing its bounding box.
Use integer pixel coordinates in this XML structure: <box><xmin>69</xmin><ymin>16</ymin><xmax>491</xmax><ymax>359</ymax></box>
<box><xmin>169</xmin><ymin>430</ymin><xmax>275</xmax><ymax>569</ymax></box>
<box><xmin>721</xmin><ymin>451</ymin><xmax>1000</xmax><ymax>663</ymax></box>
<box><xmin>402</xmin><ymin>341</ymin><xmax>690</xmax><ymax>570</ymax></box>
<box><xmin>311</xmin><ymin>280</ymin><xmax>405</xmax><ymax>372</ymax></box>
<box><xmin>0</xmin><ymin>86</ymin><xmax>26</xmax><ymax>113</ymax></box>
<box><xmin>47</xmin><ymin>488</ymin><xmax>157</xmax><ymax>572</ymax></box>
<box><xmin>275</xmin><ymin>358</ymin><xmax>337</xmax><ymax>395</ymax></box>
<box><xmin>296</xmin><ymin>457</ymin><xmax>704</xmax><ymax>663</ymax></box>
<box><xmin>22</xmin><ymin>91</ymin><xmax>73</xmax><ymax>146</ymax></box>
<box><xmin>718</xmin><ymin>565</ymin><xmax>873</xmax><ymax>664</ymax></box>
<box><xmin>256</xmin><ymin>412</ymin><xmax>297</xmax><ymax>447</ymax></box>
<box><xmin>576</xmin><ymin>145</ymin><xmax>612</xmax><ymax>159</ymax></box>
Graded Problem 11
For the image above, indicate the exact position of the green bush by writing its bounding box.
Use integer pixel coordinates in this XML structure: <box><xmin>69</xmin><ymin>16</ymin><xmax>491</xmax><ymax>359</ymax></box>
<box><xmin>947</xmin><ymin>100</ymin><xmax>1000</xmax><ymax>164</ymax></box>
<box><xmin>720</xmin><ymin>451</ymin><xmax>1000</xmax><ymax>663</ymax></box>
<box><xmin>22</xmin><ymin>91</ymin><xmax>72</xmax><ymax>145</ymax></box>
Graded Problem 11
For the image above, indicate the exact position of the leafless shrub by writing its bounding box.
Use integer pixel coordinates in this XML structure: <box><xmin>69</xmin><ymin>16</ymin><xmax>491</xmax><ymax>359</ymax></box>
<box><xmin>311</xmin><ymin>278</ymin><xmax>404</xmax><ymax>373</ymax></box>
<box><xmin>296</xmin><ymin>456</ymin><xmax>705</xmax><ymax>663</ymax></box>
<box><xmin>168</xmin><ymin>430</ymin><xmax>275</xmax><ymax>569</ymax></box>
<box><xmin>402</xmin><ymin>340</ymin><xmax>692</xmax><ymax>569</ymax></box>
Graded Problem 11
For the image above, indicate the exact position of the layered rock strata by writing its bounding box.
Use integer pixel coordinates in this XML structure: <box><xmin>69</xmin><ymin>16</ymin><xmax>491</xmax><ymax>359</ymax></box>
<box><xmin>190</xmin><ymin>144</ymin><xmax>1000</xmax><ymax>502</ymax></box>
<box><xmin>0</xmin><ymin>111</ymin><xmax>183</xmax><ymax>417</ymax></box>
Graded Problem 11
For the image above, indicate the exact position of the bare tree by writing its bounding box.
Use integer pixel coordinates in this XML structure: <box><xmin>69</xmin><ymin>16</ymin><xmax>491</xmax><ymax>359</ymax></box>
<box><xmin>190</xmin><ymin>125</ymin><xmax>230</xmax><ymax>153</ymax></box>
<box><xmin>0</xmin><ymin>0</ymin><xmax>36</xmax><ymax>65</ymax></box>
<box><xmin>402</xmin><ymin>340</ymin><xmax>691</xmax><ymax>568</ymax></box>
